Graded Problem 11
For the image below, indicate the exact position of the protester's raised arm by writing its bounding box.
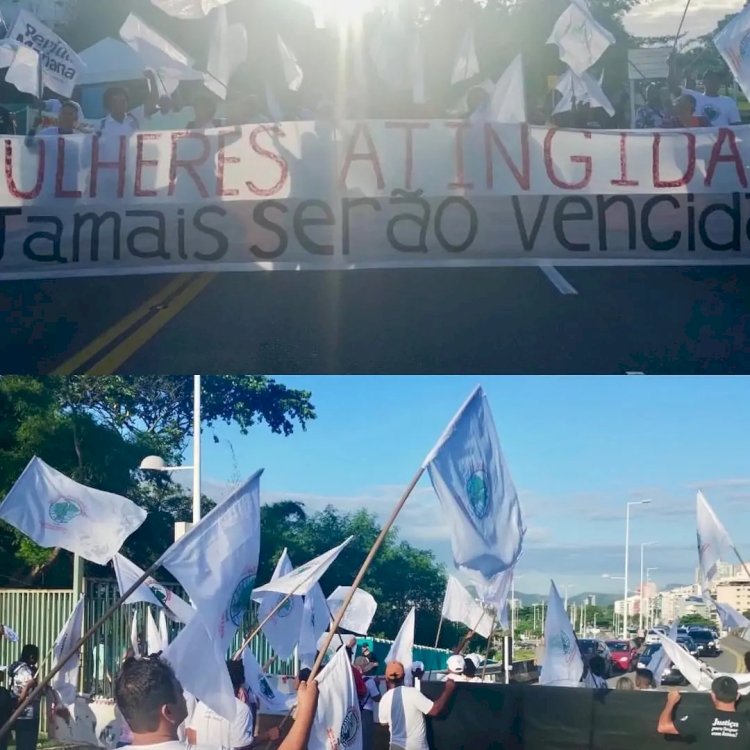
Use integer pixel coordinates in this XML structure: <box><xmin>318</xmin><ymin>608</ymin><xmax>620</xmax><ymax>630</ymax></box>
<box><xmin>656</xmin><ymin>691</ymin><xmax>681</xmax><ymax>735</ymax></box>
<box><xmin>278</xmin><ymin>680</ymin><xmax>319</xmax><ymax>750</ymax></box>
<box><xmin>427</xmin><ymin>679</ymin><xmax>455</xmax><ymax>717</ymax></box>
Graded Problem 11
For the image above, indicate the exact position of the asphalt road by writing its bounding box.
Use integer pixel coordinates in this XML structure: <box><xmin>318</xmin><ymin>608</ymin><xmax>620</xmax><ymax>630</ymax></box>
<box><xmin>2</xmin><ymin>265</ymin><xmax>750</xmax><ymax>374</ymax></box>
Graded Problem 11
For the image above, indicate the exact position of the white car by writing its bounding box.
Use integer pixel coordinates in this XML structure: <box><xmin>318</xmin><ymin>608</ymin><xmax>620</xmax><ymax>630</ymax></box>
<box><xmin>645</xmin><ymin>628</ymin><xmax>667</xmax><ymax>645</ymax></box>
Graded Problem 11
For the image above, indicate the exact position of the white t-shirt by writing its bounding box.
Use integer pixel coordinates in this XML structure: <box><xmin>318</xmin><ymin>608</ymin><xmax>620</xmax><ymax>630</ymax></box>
<box><xmin>97</xmin><ymin>113</ymin><xmax>141</xmax><ymax>137</ymax></box>
<box><xmin>682</xmin><ymin>88</ymin><xmax>741</xmax><ymax>127</ymax></box>
<box><xmin>362</xmin><ymin>677</ymin><xmax>381</xmax><ymax>712</ymax></box>
<box><xmin>378</xmin><ymin>686</ymin><xmax>434</xmax><ymax>750</ymax></box>
<box><xmin>187</xmin><ymin>698</ymin><xmax>254</xmax><ymax>750</ymax></box>
<box><xmin>132</xmin><ymin>742</ymin><xmax>213</xmax><ymax>750</ymax></box>
<box><xmin>441</xmin><ymin>673</ymin><xmax>468</xmax><ymax>682</ymax></box>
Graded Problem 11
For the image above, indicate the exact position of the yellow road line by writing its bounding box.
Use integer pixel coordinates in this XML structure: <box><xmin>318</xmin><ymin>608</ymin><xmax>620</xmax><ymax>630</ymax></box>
<box><xmin>85</xmin><ymin>273</ymin><xmax>215</xmax><ymax>374</ymax></box>
<box><xmin>50</xmin><ymin>274</ymin><xmax>193</xmax><ymax>375</ymax></box>
<box><xmin>721</xmin><ymin>638</ymin><xmax>745</xmax><ymax>672</ymax></box>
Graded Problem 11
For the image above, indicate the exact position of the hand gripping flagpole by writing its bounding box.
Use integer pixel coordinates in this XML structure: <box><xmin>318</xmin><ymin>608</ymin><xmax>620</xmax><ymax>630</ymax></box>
<box><xmin>480</xmin><ymin>611</ymin><xmax>497</xmax><ymax>680</ymax></box>
<box><xmin>0</xmin><ymin>557</ymin><xmax>165</xmax><ymax>742</ymax></box>
<box><xmin>309</xmin><ymin>465</ymin><xmax>426</xmax><ymax>680</ymax></box>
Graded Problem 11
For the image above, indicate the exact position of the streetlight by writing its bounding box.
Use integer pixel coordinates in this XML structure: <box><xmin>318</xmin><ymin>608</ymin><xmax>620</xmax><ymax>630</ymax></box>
<box><xmin>624</xmin><ymin>500</ymin><xmax>652</xmax><ymax>639</ymax></box>
<box><xmin>140</xmin><ymin>375</ymin><xmax>202</xmax><ymax>525</ymax></box>
<box><xmin>639</xmin><ymin>542</ymin><xmax>656</xmax><ymax>633</ymax></box>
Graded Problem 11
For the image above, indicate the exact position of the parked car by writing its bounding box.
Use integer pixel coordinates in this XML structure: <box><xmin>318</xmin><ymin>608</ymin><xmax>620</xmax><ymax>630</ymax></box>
<box><xmin>577</xmin><ymin>639</ymin><xmax>615</xmax><ymax>677</ymax></box>
<box><xmin>676</xmin><ymin>635</ymin><xmax>699</xmax><ymax>656</ymax></box>
<box><xmin>689</xmin><ymin>629</ymin><xmax>721</xmax><ymax>656</ymax></box>
<box><xmin>637</xmin><ymin>643</ymin><xmax>662</xmax><ymax>670</ymax></box>
<box><xmin>605</xmin><ymin>640</ymin><xmax>638</xmax><ymax>672</ymax></box>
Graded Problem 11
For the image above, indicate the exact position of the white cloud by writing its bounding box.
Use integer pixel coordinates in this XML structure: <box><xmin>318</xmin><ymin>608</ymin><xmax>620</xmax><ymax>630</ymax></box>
<box><xmin>624</xmin><ymin>0</ymin><xmax>744</xmax><ymax>39</ymax></box>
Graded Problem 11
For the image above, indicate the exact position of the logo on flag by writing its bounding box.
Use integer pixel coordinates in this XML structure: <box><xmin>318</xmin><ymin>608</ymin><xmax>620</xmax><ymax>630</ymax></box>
<box><xmin>147</xmin><ymin>582</ymin><xmax>169</xmax><ymax>606</ymax></box>
<box><xmin>259</xmin><ymin>675</ymin><xmax>275</xmax><ymax>700</ymax></box>
<box><xmin>466</xmin><ymin>469</ymin><xmax>490</xmax><ymax>519</ymax></box>
<box><xmin>549</xmin><ymin>631</ymin><xmax>575</xmax><ymax>662</ymax></box>
<box><xmin>227</xmin><ymin>573</ymin><xmax>256</xmax><ymax>627</ymax></box>
<box><xmin>277</xmin><ymin>597</ymin><xmax>294</xmax><ymax>617</ymax></box>
<box><xmin>339</xmin><ymin>707</ymin><xmax>360</xmax><ymax>747</ymax></box>
<box><xmin>49</xmin><ymin>498</ymin><xmax>81</xmax><ymax>525</ymax></box>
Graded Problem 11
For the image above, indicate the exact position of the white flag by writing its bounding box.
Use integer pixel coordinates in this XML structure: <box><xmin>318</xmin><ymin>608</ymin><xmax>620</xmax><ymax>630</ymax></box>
<box><xmin>546</xmin><ymin>2</ymin><xmax>614</xmax><ymax>76</ymax></box>
<box><xmin>451</xmin><ymin>29</ymin><xmax>480</xmax><ymax>85</ymax></box>
<box><xmin>277</xmin><ymin>35</ymin><xmax>303</xmax><ymax>92</ymax></box>
<box><xmin>697</xmin><ymin>491</ymin><xmax>735</xmax><ymax>588</ymax></box>
<box><xmin>253</xmin><ymin>549</ymin><xmax>305</xmax><ymax>660</ymax></box>
<box><xmin>8</xmin><ymin>10</ymin><xmax>85</xmax><ymax>97</ymax></box>
<box><xmin>50</xmin><ymin>597</ymin><xmax>84</xmax><ymax>707</ymax></box>
<box><xmin>410</xmin><ymin>31</ymin><xmax>426</xmax><ymax>105</ymax></box>
<box><xmin>130</xmin><ymin>610</ymin><xmax>139</xmax><ymax>655</ymax></box>
<box><xmin>472</xmin><ymin>568</ymin><xmax>513</xmax><ymax>629</ymax></box>
<box><xmin>425</xmin><ymin>386</ymin><xmax>525</xmax><ymax>579</ymax></box>
<box><xmin>714</xmin><ymin>5</ymin><xmax>750</xmax><ymax>102</ymax></box>
<box><xmin>326</xmin><ymin>587</ymin><xmax>377</xmax><ymax>635</ymax></box>
<box><xmin>0</xmin><ymin>457</ymin><xmax>147</xmax><ymax>566</ymax></box>
<box><xmin>441</xmin><ymin>576</ymin><xmax>493</xmax><ymax>639</ymax></box>
<box><xmin>308</xmin><ymin>647</ymin><xmax>363</xmax><ymax>750</ymax></box>
<box><xmin>1</xmin><ymin>625</ymin><xmax>19</xmax><ymax>642</ymax></box>
<box><xmin>205</xmin><ymin>6</ymin><xmax>247</xmax><ymax>99</ymax></box>
<box><xmin>385</xmin><ymin>607</ymin><xmax>415</xmax><ymax>668</ymax></box>
<box><xmin>539</xmin><ymin>581</ymin><xmax>583</xmax><ymax>687</ymax></box>
<box><xmin>113</xmin><ymin>553</ymin><xmax>195</xmax><ymax>624</ymax></box>
<box><xmin>146</xmin><ymin>608</ymin><xmax>165</xmax><ymax>655</ymax></box>
<box><xmin>657</xmin><ymin>635</ymin><xmax>714</xmax><ymax>692</ymax></box>
<box><xmin>646</xmin><ymin>618</ymin><xmax>679</xmax><ymax>684</ymax></box>
<box><xmin>5</xmin><ymin>44</ymin><xmax>40</xmax><ymax>97</ymax></box>
<box><xmin>553</xmin><ymin>68</ymin><xmax>614</xmax><ymax>117</ymax></box>
<box><xmin>252</xmin><ymin>537</ymin><xmax>353</xmax><ymax>598</ymax></box>
<box><xmin>158</xmin><ymin>609</ymin><xmax>169</xmax><ymax>648</ymax></box>
<box><xmin>241</xmin><ymin>649</ymin><xmax>295</xmax><ymax>713</ymax></box>
<box><xmin>705</xmin><ymin>593</ymin><xmax>750</xmax><ymax>630</ymax></box>
<box><xmin>150</xmin><ymin>0</ymin><xmax>235</xmax><ymax>19</ymax></box>
<box><xmin>488</xmin><ymin>55</ymin><xmax>526</xmax><ymax>124</ymax></box>
<box><xmin>299</xmin><ymin>584</ymin><xmax>332</xmax><ymax>667</ymax></box>
<box><xmin>120</xmin><ymin>13</ymin><xmax>204</xmax><ymax>94</ymax></box>
<box><xmin>161</xmin><ymin>470</ymin><xmax>262</xmax><ymax>720</ymax></box>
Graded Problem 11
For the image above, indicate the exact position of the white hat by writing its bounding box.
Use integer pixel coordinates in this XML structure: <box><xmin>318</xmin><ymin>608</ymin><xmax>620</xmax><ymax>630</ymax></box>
<box><xmin>411</xmin><ymin>661</ymin><xmax>425</xmax><ymax>672</ymax></box>
<box><xmin>466</xmin><ymin>654</ymin><xmax>482</xmax><ymax>668</ymax></box>
<box><xmin>446</xmin><ymin>655</ymin><xmax>465</xmax><ymax>674</ymax></box>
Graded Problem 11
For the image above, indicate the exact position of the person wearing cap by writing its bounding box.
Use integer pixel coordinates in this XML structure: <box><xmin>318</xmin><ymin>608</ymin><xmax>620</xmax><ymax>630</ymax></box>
<box><xmin>378</xmin><ymin>661</ymin><xmax>455</xmax><ymax>750</ymax></box>
<box><xmin>409</xmin><ymin>662</ymin><xmax>425</xmax><ymax>689</ymax></box>
<box><xmin>441</xmin><ymin>655</ymin><xmax>468</xmax><ymax>682</ymax></box>
<box><xmin>657</xmin><ymin>676</ymin><xmax>750</xmax><ymax>744</ymax></box>
<box><xmin>354</xmin><ymin>657</ymin><xmax>380</xmax><ymax>750</ymax></box>
<box><xmin>360</xmin><ymin>644</ymin><xmax>379</xmax><ymax>671</ymax></box>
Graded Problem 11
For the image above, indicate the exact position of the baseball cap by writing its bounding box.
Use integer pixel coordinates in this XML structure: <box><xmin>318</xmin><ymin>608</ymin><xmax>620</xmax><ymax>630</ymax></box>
<box><xmin>447</xmin><ymin>655</ymin><xmax>465</xmax><ymax>674</ymax></box>
<box><xmin>386</xmin><ymin>661</ymin><xmax>405</xmax><ymax>680</ymax></box>
<box><xmin>411</xmin><ymin>661</ymin><xmax>425</xmax><ymax>672</ymax></box>
<box><xmin>712</xmin><ymin>676</ymin><xmax>739</xmax><ymax>703</ymax></box>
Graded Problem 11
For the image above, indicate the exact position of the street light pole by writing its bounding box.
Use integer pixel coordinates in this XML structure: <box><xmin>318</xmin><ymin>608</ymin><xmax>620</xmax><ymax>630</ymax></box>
<box><xmin>639</xmin><ymin>542</ymin><xmax>655</xmax><ymax>634</ymax></box>
<box><xmin>624</xmin><ymin>500</ymin><xmax>651</xmax><ymax>639</ymax></box>
<box><xmin>647</xmin><ymin>567</ymin><xmax>659</xmax><ymax>627</ymax></box>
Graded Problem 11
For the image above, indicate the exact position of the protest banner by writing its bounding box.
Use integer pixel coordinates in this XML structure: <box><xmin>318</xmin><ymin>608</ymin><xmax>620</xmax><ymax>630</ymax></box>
<box><xmin>2</xmin><ymin>121</ymin><xmax>750</xmax><ymax>280</ymax></box>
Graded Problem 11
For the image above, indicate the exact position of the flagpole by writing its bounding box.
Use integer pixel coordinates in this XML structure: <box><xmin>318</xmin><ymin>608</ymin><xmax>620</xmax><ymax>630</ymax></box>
<box><xmin>480</xmin><ymin>612</ymin><xmax>497</xmax><ymax>680</ymax></box>
<box><xmin>309</xmin><ymin>466</ymin><xmax>426</xmax><ymax>680</ymax></box>
<box><xmin>672</xmin><ymin>0</ymin><xmax>692</xmax><ymax>53</ymax></box>
<box><xmin>732</xmin><ymin>546</ymin><xmax>750</xmax><ymax>582</ymax></box>
<box><xmin>433</xmin><ymin>617</ymin><xmax>444</xmax><ymax>648</ymax></box>
<box><xmin>0</xmin><ymin>557</ymin><xmax>165</xmax><ymax>742</ymax></box>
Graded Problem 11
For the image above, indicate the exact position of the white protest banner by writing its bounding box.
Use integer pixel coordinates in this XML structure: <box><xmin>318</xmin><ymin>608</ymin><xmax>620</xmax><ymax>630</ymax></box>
<box><xmin>0</xmin><ymin>457</ymin><xmax>147</xmax><ymax>565</ymax></box>
<box><xmin>130</xmin><ymin>610</ymin><xmax>139</xmax><ymax>655</ymax></box>
<box><xmin>714</xmin><ymin>5</ymin><xmax>750</xmax><ymax>102</ymax></box>
<box><xmin>385</xmin><ymin>607</ymin><xmax>415</xmax><ymax>668</ymax></box>
<box><xmin>150</xmin><ymin>0</ymin><xmax>235</xmax><ymax>19</ymax></box>
<box><xmin>50</xmin><ymin>597</ymin><xmax>84</xmax><ymax>706</ymax></box>
<box><xmin>145</xmin><ymin>608</ymin><xmax>164</xmax><ymax>655</ymax></box>
<box><xmin>540</xmin><ymin>580</ymin><xmax>583</xmax><ymax>687</ymax></box>
<box><xmin>308</xmin><ymin>647</ymin><xmax>363</xmax><ymax>750</ymax></box>
<box><xmin>8</xmin><ymin>10</ymin><xmax>84</xmax><ymax>97</ymax></box>
<box><xmin>300</xmin><ymin>584</ymin><xmax>333</xmax><ymax>667</ymax></box>
<box><xmin>4</xmin><ymin>121</ymin><xmax>750</xmax><ymax>281</ymax></box>
<box><xmin>241</xmin><ymin>649</ymin><xmax>295</xmax><ymax>713</ymax></box>
<box><xmin>646</xmin><ymin>618</ymin><xmax>678</xmax><ymax>684</ymax></box>
<box><xmin>488</xmin><ymin>55</ymin><xmax>525</xmax><ymax>124</ymax></box>
<box><xmin>158</xmin><ymin>609</ymin><xmax>169</xmax><ymax>647</ymax></box>
<box><xmin>5</xmin><ymin>45</ymin><xmax>40</xmax><ymax>97</ymax></box>
<box><xmin>1</xmin><ymin>625</ymin><xmax>19</xmax><ymax>643</ymax></box>
<box><xmin>547</xmin><ymin>2</ymin><xmax>614</xmax><ymax>76</ymax></box>
<box><xmin>697</xmin><ymin>490</ymin><xmax>736</xmax><ymax>588</ymax></box>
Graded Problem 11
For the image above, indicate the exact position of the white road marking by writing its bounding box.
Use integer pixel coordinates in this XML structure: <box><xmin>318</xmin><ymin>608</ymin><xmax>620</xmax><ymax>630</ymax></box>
<box><xmin>538</xmin><ymin>263</ymin><xmax>578</xmax><ymax>295</ymax></box>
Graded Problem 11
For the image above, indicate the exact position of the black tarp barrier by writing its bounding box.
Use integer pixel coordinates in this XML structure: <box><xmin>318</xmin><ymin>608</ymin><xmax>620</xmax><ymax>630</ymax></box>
<box><xmin>419</xmin><ymin>682</ymin><xmax>750</xmax><ymax>750</ymax></box>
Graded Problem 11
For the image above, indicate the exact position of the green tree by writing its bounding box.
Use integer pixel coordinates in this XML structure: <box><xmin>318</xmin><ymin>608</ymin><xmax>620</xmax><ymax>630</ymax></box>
<box><xmin>679</xmin><ymin>613</ymin><xmax>715</xmax><ymax>627</ymax></box>
<box><xmin>0</xmin><ymin>376</ymin><xmax>315</xmax><ymax>586</ymax></box>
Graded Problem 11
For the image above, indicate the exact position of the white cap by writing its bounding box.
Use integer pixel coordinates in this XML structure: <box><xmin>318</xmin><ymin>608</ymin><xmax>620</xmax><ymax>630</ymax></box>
<box><xmin>411</xmin><ymin>661</ymin><xmax>425</xmax><ymax>672</ymax></box>
<box><xmin>466</xmin><ymin>654</ymin><xmax>482</xmax><ymax>668</ymax></box>
<box><xmin>446</xmin><ymin>655</ymin><xmax>465</xmax><ymax>674</ymax></box>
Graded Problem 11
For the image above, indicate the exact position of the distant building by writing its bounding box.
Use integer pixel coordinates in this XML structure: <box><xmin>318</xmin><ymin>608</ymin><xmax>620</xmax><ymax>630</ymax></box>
<box><xmin>0</xmin><ymin>0</ymin><xmax>76</xmax><ymax>30</ymax></box>
<box><xmin>715</xmin><ymin>579</ymin><xmax>750</xmax><ymax>615</ymax></box>
<box><xmin>658</xmin><ymin>584</ymin><xmax>712</xmax><ymax>623</ymax></box>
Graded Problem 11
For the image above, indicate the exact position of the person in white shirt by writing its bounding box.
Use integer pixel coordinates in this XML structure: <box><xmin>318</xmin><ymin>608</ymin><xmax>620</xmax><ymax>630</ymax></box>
<box><xmin>440</xmin><ymin>654</ymin><xmax>468</xmax><ymax>682</ymax></box>
<box><xmin>670</xmin><ymin>67</ymin><xmax>741</xmax><ymax>127</ymax></box>
<box><xmin>114</xmin><ymin>656</ymin><xmax>316</xmax><ymax>750</ymax></box>
<box><xmin>378</xmin><ymin>661</ymin><xmax>455</xmax><ymax>750</ymax></box>
<box><xmin>97</xmin><ymin>72</ymin><xmax>159</xmax><ymax>137</ymax></box>
<box><xmin>186</xmin><ymin>660</ymin><xmax>278</xmax><ymax>750</ymax></box>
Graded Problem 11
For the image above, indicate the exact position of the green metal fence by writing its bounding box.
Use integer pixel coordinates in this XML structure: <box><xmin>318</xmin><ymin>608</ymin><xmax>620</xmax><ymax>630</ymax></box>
<box><xmin>1</xmin><ymin>579</ymin><xmax>295</xmax><ymax>702</ymax></box>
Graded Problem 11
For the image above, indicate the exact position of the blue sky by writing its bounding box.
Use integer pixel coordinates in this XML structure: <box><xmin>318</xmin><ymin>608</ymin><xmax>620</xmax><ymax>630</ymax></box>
<box><xmin>180</xmin><ymin>376</ymin><xmax>750</xmax><ymax>596</ymax></box>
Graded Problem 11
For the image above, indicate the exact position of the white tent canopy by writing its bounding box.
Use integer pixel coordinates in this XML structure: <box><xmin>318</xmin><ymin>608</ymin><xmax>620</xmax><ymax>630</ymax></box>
<box><xmin>78</xmin><ymin>38</ymin><xmax>147</xmax><ymax>85</ymax></box>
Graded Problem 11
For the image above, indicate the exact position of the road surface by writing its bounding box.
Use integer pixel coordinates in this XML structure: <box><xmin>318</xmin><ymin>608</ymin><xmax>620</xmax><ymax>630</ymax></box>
<box><xmin>2</xmin><ymin>266</ymin><xmax>750</xmax><ymax>374</ymax></box>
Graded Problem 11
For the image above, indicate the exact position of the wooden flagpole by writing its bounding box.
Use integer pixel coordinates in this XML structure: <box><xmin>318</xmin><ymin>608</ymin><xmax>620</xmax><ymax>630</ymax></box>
<box><xmin>433</xmin><ymin>616</ymin><xmax>444</xmax><ymax>649</ymax></box>
<box><xmin>309</xmin><ymin>466</ymin><xmax>426</xmax><ymax>680</ymax></box>
<box><xmin>0</xmin><ymin>558</ymin><xmax>164</xmax><ymax>741</ymax></box>
<box><xmin>480</xmin><ymin>612</ymin><xmax>497</xmax><ymax>680</ymax></box>
<box><xmin>672</xmin><ymin>0</ymin><xmax>692</xmax><ymax>53</ymax></box>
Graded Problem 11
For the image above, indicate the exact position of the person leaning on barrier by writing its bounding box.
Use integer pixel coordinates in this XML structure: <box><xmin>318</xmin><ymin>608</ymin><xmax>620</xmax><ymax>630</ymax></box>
<box><xmin>657</xmin><ymin>676</ymin><xmax>750</xmax><ymax>745</ymax></box>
